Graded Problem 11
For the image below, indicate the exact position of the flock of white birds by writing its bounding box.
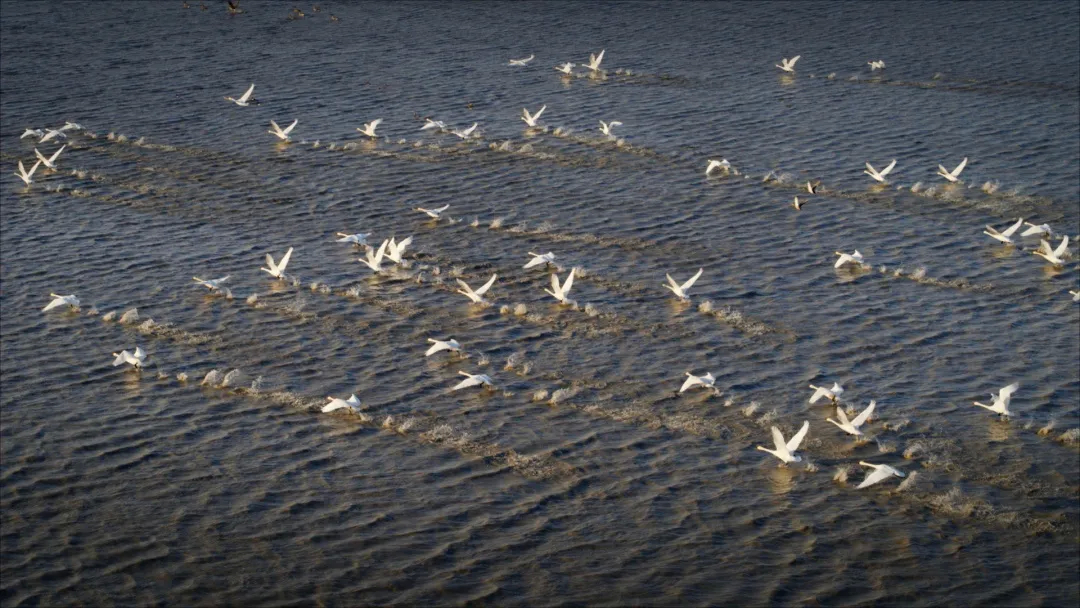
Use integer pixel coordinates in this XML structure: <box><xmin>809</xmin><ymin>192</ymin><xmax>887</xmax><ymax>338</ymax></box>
<box><xmin>20</xmin><ymin>48</ymin><xmax>1080</xmax><ymax>492</ymax></box>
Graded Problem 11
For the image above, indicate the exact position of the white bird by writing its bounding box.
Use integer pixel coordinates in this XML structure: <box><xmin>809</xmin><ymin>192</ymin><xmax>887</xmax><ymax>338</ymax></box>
<box><xmin>756</xmin><ymin>421</ymin><xmax>810</xmax><ymax>464</ymax></box>
<box><xmin>1020</xmin><ymin>222</ymin><xmax>1055</xmax><ymax>238</ymax></box>
<box><xmin>521</xmin><ymin>105</ymin><xmax>546</xmax><ymax>128</ymax></box>
<box><xmin>584</xmin><ymin>49</ymin><xmax>605</xmax><ymax>72</ymax></box>
<box><xmin>456</xmin><ymin>274</ymin><xmax>497</xmax><ymax>304</ymax></box>
<box><xmin>451</xmin><ymin>123</ymin><xmax>478</xmax><ymax>139</ymax></box>
<box><xmin>386</xmin><ymin>235</ymin><xmax>413</xmax><ymax>263</ymax></box>
<box><xmin>20</xmin><ymin>128</ymin><xmax>43</xmax><ymax>139</ymax></box>
<box><xmin>776</xmin><ymin>55</ymin><xmax>801</xmax><ymax>73</ymax></box>
<box><xmin>416</xmin><ymin>204</ymin><xmax>450</xmax><ymax>219</ymax></box>
<box><xmin>262</xmin><ymin>247</ymin><xmax>294</xmax><ymax>279</ymax></box>
<box><xmin>792</xmin><ymin>196</ymin><xmax>803</xmax><ymax>210</ymax></box>
<box><xmin>523</xmin><ymin>251</ymin><xmax>556</xmax><ymax>269</ymax></box>
<box><xmin>834</xmin><ymin>250</ymin><xmax>865</xmax><ymax>269</ymax></box>
<box><xmin>867</xmin><ymin>60</ymin><xmax>886</xmax><ymax>70</ymax></box>
<box><xmin>827</xmin><ymin>400</ymin><xmax>876</xmax><ymax>437</ymax></box>
<box><xmin>863</xmin><ymin>159</ymin><xmax>896</xmax><ymax>183</ymax></box>
<box><xmin>599</xmin><ymin>120</ymin><xmax>622</xmax><ymax>137</ymax></box>
<box><xmin>1033</xmin><ymin>236</ymin><xmax>1070</xmax><ymax>266</ymax></box>
<box><xmin>39</xmin><ymin>129</ymin><xmax>67</xmax><ymax>144</ymax></box>
<box><xmin>664</xmin><ymin>268</ymin><xmax>703</xmax><ymax>301</ymax></box>
<box><xmin>806</xmin><ymin>181</ymin><xmax>819</xmax><ymax>194</ymax></box>
<box><xmin>808</xmin><ymin>383</ymin><xmax>844</xmax><ymax>404</ymax></box>
<box><xmin>983</xmin><ymin>218</ymin><xmax>1024</xmax><ymax>245</ymax></box>
<box><xmin>34</xmin><ymin>145</ymin><xmax>66</xmax><ymax>170</ymax></box>
<box><xmin>420</xmin><ymin>118</ymin><xmax>446</xmax><ymax>131</ymax></box>
<box><xmin>679</xmin><ymin>371</ymin><xmax>716</xmax><ymax>393</ymax></box>
<box><xmin>973</xmin><ymin>382</ymin><xmax>1019</xmax><ymax>417</ymax></box>
<box><xmin>14</xmin><ymin>160</ymin><xmax>42</xmax><ymax>186</ymax></box>
<box><xmin>112</xmin><ymin>346</ymin><xmax>147</xmax><ymax>369</ymax></box>
<box><xmin>357</xmin><ymin>119</ymin><xmax>382</xmax><ymax>138</ymax></box>
<box><xmin>359</xmin><ymin>240</ymin><xmax>390</xmax><ymax>272</ymax></box>
<box><xmin>452</xmin><ymin>371</ymin><xmax>494</xmax><ymax>391</ymax></box>
<box><xmin>60</xmin><ymin>121</ymin><xmax>83</xmax><ymax>132</ymax></box>
<box><xmin>42</xmin><ymin>293</ymin><xmax>80</xmax><ymax>312</ymax></box>
<box><xmin>192</xmin><ymin>275</ymin><xmax>230</xmax><ymax>292</ymax></box>
<box><xmin>705</xmin><ymin>159</ymin><xmax>731</xmax><ymax>176</ymax></box>
<box><xmin>322</xmin><ymin>394</ymin><xmax>362</xmax><ymax>413</ymax></box>
<box><xmin>336</xmin><ymin>232</ymin><xmax>370</xmax><ymax>246</ymax></box>
<box><xmin>225</xmin><ymin>83</ymin><xmax>257</xmax><ymax>106</ymax></box>
<box><xmin>544</xmin><ymin>268</ymin><xmax>575</xmax><ymax>304</ymax></box>
<box><xmin>268</xmin><ymin>119</ymin><xmax>298</xmax><ymax>141</ymax></box>
<box><xmin>856</xmin><ymin>461</ymin><xmax>905</xmax><ymax>489</ymax></box>
<box><xmin>937</xmin><ymin>157</ymin><xmax>968</xmax><ymax>182</ymax></box>
<box><xmin>555</xmin><ymin>62</ymin><xmax>575</xmax><ymax>74</ymax></box>
<box><xmin>509</xmin><ymin>54</ymin><xmax>535</xmax><ymax>66</ymax></box>
<box><xmin>425</xmin><ymin>338</ymin><xmax>462</xmax><ymax>357</ymax></box>
<box><xmin>1070</xmin><ymin>290</ymin><xmax>1080</xmax><ymax>302</ymax></box>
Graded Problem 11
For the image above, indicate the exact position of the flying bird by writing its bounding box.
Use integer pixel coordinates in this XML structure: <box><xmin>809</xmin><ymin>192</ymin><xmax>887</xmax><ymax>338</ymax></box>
<box><xmin>357</xmin><ymin>119</ymin><xmax>382</xmax><ymax>138</ymax></box>
<box><xmin>679</xmin><ymin>371</ymin><xmax>716</xmax><ymax>393</ymax></box>
<box><xmin>192</xmin><ymin>275</ymin><xmax>230</xmax><ymax>292</ymax></box>
<box><xmin>322</xmin><ymin>394</ymin><xmax>362</xmax><ymax>413</ymax></box>
<box><xmin>39</xmin><ymin>129</ymin><xmax>66</xmax><ymax>144</ymax></box>
<box><xmin>867</xmin><ymin>60</ymin><xmax>886</xmax><ymax>70</ymax></box>
<box><xmin>599</xmin><ymin>120</ymin><xmax>622</xmax><ymax>137</ymax></box>
<box><xmin>544</xmin><ymin>268</ymin><xmax>576</xmax><ymax>305</ymax></box>
<box><xmin>386</xmin><ymin>236</ymin><xmax>413</xmax><ymax>263</ymax></box>
<box><xmin>268</xmin><ymin>119</ymin><xmax>298</xmax><ymax>141</ymax></box>
<box><xmin>792</xmin><ymin>196</ymin><xmax>803</xmax><ymax>210</ymax></box>
<box><xmin>456</xmin><ymin>274</ymin><xmax>497</xmax><ymax>304</ymax></box>
<box><xmin>776</xmin><ymin>55</ymin><xmax>801</xmax><ymax>73</ymax></box>
<box><xmin>827</xmin><ymin>400</ymin><xmax>876</xmax><ymax>437</ymax></box>
<box><xmin>808</xmin><ymin>383</ymin><xmax>844</xmax><ymax>404</ymax></box>
<box><xmin>359</xmin><ymin>240</ymin><xmax>390</xmax><ymax>272</ymax></box>
<box><xmin>42</xmin><ymin>293</ymin><xmax>80</xmax><ymax>312</ymax></box>
<box><xmin>1021</xmin><ymin>222</ymin><xmax>1055</xmax><ymax>238</ymax></box>
<box><xmin>225</xmin><ymin>83</ymin><xmax>257</xmax><ymax>106</ymax></box>
<box><xmin>973</xmin><ymin>382</ymin><xmax>1019</xmax><ymax>418</ymax></box>
<box><xmin>420</xmin><ymin>118</ymin><xmax>446</xmax><ymax>131</ymax></box>
<box><xmin>112</xmin><ymin>346</ymin><xmax>147</xmax><ymax>369</ymax></box>
<box><xmin>756</xmin><ymin>421</ymin><xmax>810</xmax><ymax>464</ymax></box>
<box><xmin>555</xmin><ymin>62</ymin><xmax>575</xmax><ymax>74</ymax></box>
<box><xmin>806</xmin><ymin>181</ymin><xmax>819</xmax><ymax>194</ymax></box>
<box><xmin>416</xmin><ymin>204</ymin><xmax>449</xmax><ymax>219</ymax></box>
<box><xmin>584</xmin><ymin>49</ymin><xmax>605</xmax><ymax>71</ymax></box>
<box><xmin>984</xmin><ymin>218</ymin><xmax>1024</xmax><ymax>245</ymax></box>
<box><xmin>664</xmin><ymin>268</ymin><xmax>703</xmax><ymax>301</ymax></box>
<box><xmin>262</xmin><ymin>247</ymin><xmax>294</xmax><ymax>279</ymax></box>
<box><xmin>834</xmin><ymin>250</ymin><xmax>865</xmax><ymax>269</ymax></box>
<box><xmin>425</xmin><ymin>338</ymin><xmax>462</xmax><ymax>357</ymax></box>
<box><xmin>856</xmin><ymin>461</ymin><xmax>905</xmax><ymax>489</ymax></box>
<box><xmin>336</xmin><ymin>232</ymin><xmax>370</xmax><ymax>246</ymax></box>
<box><xmin>523</xmin><ymin>251</ymin><xmax>556</xmax><ymax>269</ymax></box>
<box><xmin>509</xmin><ymin>54</ymin><xmax>535</xmax><ymax>66</ymax></box>
<box><xmin>705</xmin><ymin>159</ymin><xmax>731</xmax><ymax>176</ymax></box>
<box><xmin>34</xmin><ymin>145</ymin><xmax>66</xmax><ymax>170</ymax></box>
<box><xmin>864</xmin><ymin>159</ymin><xmax>896</xmax><ymax>183</ymax></box>
<box><xmin>451</xmin><ymin>123</ymin><xmax>478</xmax><ymax>139</ymax></box>
<box><xmin>937</xmin><ymin>157</ymin><xmax>968</xmax><ymax>182</ymax></box>
<box><xmin>1032</xmin><ymin>236</ymin><xmax>1070</xmax><ymax>266</ymax></box>
<box><xmin>14</xmin><ymin>160</ymin><xmax>42</xmax><ymax>186</ymax></box>
<box><xmin>20</xmin><ymin>128</ymin><xmax>43</xmax><ymax>139</ymax></box>
<box><xmin>521</xmin><ymin>105</ymin><xmax>546</xmax><ymax>128</ymax></box>
<box><xmin>452</xmin><ymin>371</ymin><xmax>494</xmax><ymax>391</ymax></box>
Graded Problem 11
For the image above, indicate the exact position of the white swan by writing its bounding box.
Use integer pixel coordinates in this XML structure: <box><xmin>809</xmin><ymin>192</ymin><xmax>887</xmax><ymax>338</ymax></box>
<box><xmin>420</xmin><ymin>118</ymin><xmax>446</xmax><ymax>131</ymax></box>
<box><xmin>386</xmin><ymin>235</ymin><xmax>413</xmax><ymax>263</ymax></box>
<box><xmin>359</xmin><ymin>240</ymin><xmax>389</xmax><ymax>272</ymax></box>
<box><xmin>555</xmin><ymin>62</ymin><xmax>575</xmax><ymax>74</ymax></box>
<box><xmin>808</xmin><ymin>383</ymin><xmax>844</xmax><ymax>404</ymax></box>
<box><xmin>1033</xmin><ymin>235</ymin><xmax>1070</xmax><ymax>266</ymax></box>
<box><xmin>679</xmin><ymin>371</ymin><xmax>715</xmax><ymax>393</ymax></box>
<box><xmin>827</xmin><ymin>400</ymin><xmax>875</xmax><ymax>437</ymax></box>
<box><xmin>20</xmin><ymin>128</ymin><xmax>43</xmax><ymax>139</ymax></box>
<box><xmin>42</xmin><ymin>293</ymin><xmax>80</xmax><ymax>312</ymax></box>
<box><xmin>973</xmin><ymin>382</ymin><xmax>1019</xmax><ymax>417</ymax></box>
<box><xmin>521</xmin><ymin>105</ymin><xmax>546</xmax><ymax>128</ymax></box>
<box><xmin>864</xmin><ymin>159</ymin><xmax>896</xmax><ymax>183</ymax></box>
<box><xmin>192</xmin><ymin>275</ymin><xmax>230</xmax><ymax>292</ymax></box>
<box><xmin>452</xmin><ymin>371</ymin><xmax>494</xmax><ymax>391</ymax></box>
<box><xmin>806</xmin><ymin>181</ymin><xmax>819</xmax><ymax>194</ymax></box>
<box><xmin>456</xmin><ymin>274</ymin><xmax>497</xmax><ymax>304</ymax></box>
<box><xmin>262</xmin><ymin>247</ymin><xmax>293</xmax><ymax>279</ymax></box>
<box><xmin>34</xmin><ymin>145</ymin><xmax>66</xmax><ymax>170</ymax></box>
<box><xmin>112</xmin><ymin>346</ymin><xmax>147</xmax><ymax>369</ymax></box>
<box><xmin>584</xmin><ymin>49</ymin><xmax>605</xmax><ymax>72</ymax></box>
<box><xmin>425</xmin><ymin>338</ymin><xmax>462</xmax><ymax>357</ymax></box>
<box><xmin>834</xmin><ymin>250</ymin><xmax>865</xmax><ymax>269</ymax></box>
<box><xmin>39</xmin><ymin>129</ymin><xmax>67</xmax><ymax>144</ymax></box>
<box><xmin>856</xmin><ymin>461</ymin><xmax>904</xmax><ymax>489</ymax></box>
<box><xmin>322</xmin><ymin>394</ymin><xmax>362</xmax><ymax>413</ymax></box>
<box><xmin>937</xmin><ymin>157</ymin><xmax>968</xmax><ymax>182</ymax></box>
<box><xmin>544</xmin><ymin>268</ymin><xmax>575</xmax><ymax>305</ymax></box>
<box><xmin>776</xmin><ymin>55</ymin><xmax>801</xmax><ymax>73</ymax></box>
<box><xmin>268</xmin><ymin>119</ymin><xmax>298</xmax><ymax>141</ymax></box>
<box><xmin>705</xmin><ymin>159</ymin><xmax>731</xmax><ymax>176</ymax></box>
<box><xmin>451</xmin><ymin>123</ymin><xmax>478</xmax><ymax>139</ymax></box>
<box><xmin>756</xmin><ymin>421</ymin><xmax>809</xmax><ymax>464</ymax></box>
<box><xmin>523</xmin><ymin>251</ymin><xmax>556</xmax><ymax>269</ymax></box>
<box><xmin>984</xmin><ymin>218</ymin><xmax>1024</xmax><ymax>245</ymax></box>
<box><xmin>867</xmin><ymin>60</ymin><xmax>886</xmax><ymax>70</ymax></box>
<box><xmin>357</xmin><ymin>119</ymin><xmax>382</xmax><ymax>138</ymax></box>
<box><xmin>1021</xmin><ymin>222</ymin><xmax>1055</xmax><ymax>238</ymax></box>
<box><xmin>14</xmin><ymin>160</ymin><xmax>42</xmax><ymax>186</ymax></box>
<box><xmin>664</xmin><ymin>268</ymin><xmax>703</xmax><ymax>301</ymax></box>
<box><xmin>599</xmin><ymin>120</ymin><xmax>622</xmax><ymax>136</ymax></box>
<box><xmin>509</xmin><ymin>54</ymin><xmax>535</xmax><ymax>66</ymax></box>
<box><xmin>336</xmin><ymin>232</ymin><xmax>370</xmax><ymax>246</ymax></box>
<box><xmin>225</xmin><ymin>83</ymin><xmax>256</xmax><ymax>106</ymax></box>
<box><xmin>416</xmin><ymin>204</ymin><xmax>450</xmax><ymax>219</ymax></box>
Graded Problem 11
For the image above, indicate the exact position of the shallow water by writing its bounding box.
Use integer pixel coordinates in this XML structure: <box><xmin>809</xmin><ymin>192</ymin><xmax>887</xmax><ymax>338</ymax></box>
<box><xmin>2</xmin><ymin>1</ymin><xmax>1079</xmax><ymax>605</ymax></box>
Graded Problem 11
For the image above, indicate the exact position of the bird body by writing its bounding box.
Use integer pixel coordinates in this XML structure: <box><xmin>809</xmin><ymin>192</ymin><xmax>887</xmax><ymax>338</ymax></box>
<box><xmin>1033</xmin><ymin>236</ymin><xmax>1070</xmax><ymax>266</ymax></box>
<box><xmin>360</xmin><ymin>240</ymin><xmax>390</xmax><ymax>272</ymax></box>
<box><xmin>756</xmin><ymin>421</ymin><xmax>809</xmax><ymax>464</ymax></box>
<box><xmin>322</xmin><ymin>394</ymin><xmax>362</xmax><ymax>413</ymax></box>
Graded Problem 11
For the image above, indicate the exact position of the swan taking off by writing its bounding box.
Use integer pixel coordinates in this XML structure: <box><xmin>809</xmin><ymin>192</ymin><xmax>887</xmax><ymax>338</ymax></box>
<box><xmin>827</xmin><ymin>400</ymin><xmax>875</xmax><ymax>437</ymax></box>
<box><xmin>936</xmin><ymin>157</ymin><xmax>968</xmax><ymax>182</ymax></box>
<box><xmin>834</xmin><ymin>250</ymin><xmax>865</xmax><ymax>269</ymax></box>
<box><xmin>112</xmin><ymin>346</ymin><xmax>147</xmax><ymax>369</ymax></box>
<box><xmin>1021</xmin><ymin>222</ymin><xmax>1055</xmax><ymax>238</ymax></box>
<box><xmin>973</xmin><ymin>382</ymin><xmax>1019</xmax><ymax>417</ymax></box>
<box><xmin>193</xmin><ymin>276</ymin><xmax>230</xmax><ymax>292</ymax></box>
<box><xmin>756</xmin><ymin>421</ymin><xmax>810</xmax><ymax>464</ymax></box>
<box><xmin>43</xmin><ymin>293</ymin><xmax>80</xmax><ymax>312</ymax></box>
<box><xmin>322</xmin><ymin>394</ymin><xmax>361</xmax><ymax>413</ymax></box>
<box><xmin>599</xmin><ymin>120</ymin><xmax>622</xmax><ymax>137</ymax></box>
<box><xmin>584</xmin><ymin>49</ymin><xmax>605</xmax><ymax>72</ymax></box>
<box><xmin>544</xmin><ymin>268</ymin><xmax>575</xmax><ymax>305</ymax></box>
<box><xmin>555</xmin><ymin>62</ymin><xmax>575</xmax><ymax>74</ymax></box>
<box><xmin>14</xmin><ymin>160</ymin><xmax>42</xmax><ymax>186</ymax></box>
<box><xmin>679</xmin><ymin>371</ymin><xmax>716</xmax><ymax>393</ymax></box>
<box><xmin>521</xmin><ymin>105</ymin><xmax>546</xmax><ymax>128</ymax></box>
<box><xmin>416</xmin><ymin>204</ymin><xmax>450</xmax><ymax>219</ymax></box>
<box><xmin>856</xmin><ymin>461</ymin><xmax>904</xmax><ymax>489</ymax></box>
<box><xmin>1033</xmin><ymin>235</ymin><xmax>1070</xmax><ymax>266</ymax></box>
<box><xmin>864</xmin><ymin>159</ymin><xmax>896</xmax><ymax>183</ymax></box>
<box><xmin>262</xmin><ymin>247</ymin><xmax>293</xmax><ymax>279</ymax></box>
<box><xmin>776</xmin><ymin>55</ymin><xmax>801</xmax><ymax>73</ymax></box>
<box><xmin>386</xmin><ymin>236</ymin><xmax>413</xmax><ymax>263</ymax></box>
<box><xmin>20</xmin><ymin>128</ymin><xmax>44</xmax><ymax>139</ymax></box>
<box><xmin>425</xmin><ymin>338</ymin><xmax>462</xmax><ymax>357</ymax></box>
<box><xmin>357</xmin><ymin>119</ymin><xmax>382</xmax><ymax>138</ymax></box>
<box><xmin>664</xmin><ymin>268</ymin><xmax>703</xmax><ymax>301</ymax></box>
<box><xmin>452</xmin><ymin>371</ymin><xmax>494</xmax><ymax>391</ymax></box>
<box><xmin>984</xmin><ymin>218</ymin><xmax>1024</xmax><ymax>245</ymax></box>
<box><xmin>809</xmin><ymin>383</ymin><xmax>844</xmax><ymax>404</ymax></box>
<box><xmin>509</xmin><ymin>54</ymin><xmax>535</xmax><ymax>66</ymax></box>
<box><xmin>867</xmin><ymin>60</ymin><xmax>886</xmax><ymax>70</ymax></box>
<box><xmin>523</xmin><ymin>251</ymin><xmax>556</xmax><ymax>269</ymax></box>
<box><xmin>451</xmin><ymin>123</ymin><xmax>478</xmax><ymax>139</ymax></box>
<box><xmin>456</xmin><ymin>274</ymin><xmax>497</xmax><ymax>304</ymax></box>
<box><xmin>420</xmin><ymin>118</ymin><xmax>446</xmax><ymax>131</ymax></box>
<box><xmin>705</xmin><ymin>159</ymin><xmax>731</xmax><ymax>176</ymax></box>
<box><xmin>359</xmin><ymin>240</ymin><xmax>389</xmax><ymax>272</ymax></box>
<box><xmin>225</xmin><ymin>83</ymin><xmax>257</xmax><ymax>106</ymax></box>
<box><xmin>336</xmin><ymin>232</ymin><xmax>370</xmax><ymax>246</ymax></box>
<box><xmin>268</xmin><ymin>119</ymin><xmax>298</xmax><ymax>141</ymax></box>
<box><xmin>34</xmin><ymin>145</ymin><xmax>66</xmax><ymax>170</ymax></box>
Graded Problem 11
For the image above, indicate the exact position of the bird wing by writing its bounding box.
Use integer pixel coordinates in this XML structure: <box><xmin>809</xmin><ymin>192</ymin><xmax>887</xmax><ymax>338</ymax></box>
<box><xmin>283</xmin><ymin>120</ymin><xmax>298</xmax><ymax>135</ymax></box>
<box><xmin>239</xmin><ymin>83</ymin><xmax>254</xmax><ymax>103</ymax></box>
<box><xmin>134</xmin><ymin>346</ymin><xmax>146</xmax><ymax>359</ymax></box>
<box><xmin>950</xmin><ymin>157</ymin><xmax>968</xmax><ymax>177</ymax></box>
<box><xmin>48</xmin><ymin>145</ymin><xmax>66</xmax><ymax>163</ymax></box>
<box><xmin>269</xmin><ymin>120</ymin><xmax>282</xmax><ymax>135</ymax></box>
<box><xmin>436</xmin><ymin>204</ymin><xmax>450</xmax><ymax>213</ymax></box>
<box><xmin>113</xmin><ymin>351</ymin><xmax>130</xmax><ymax>366</ymax></box>
<box><xmin>373</xmin><ymin>240</ymin><xmax>388</xmax><ymax>264</ymax></box>
<box><xmin>396</xmin><ymin>235</ymin><xmax>413</xmax><ymax>253</ymax></box>
<box><xmin>425</xmin><ymin>341</ymin><xmax>449</xmax><ymax>356</ymax></box>
<box><xmin>265</xmin><ymin>253</ymin><xmax>277</xmax><ymax>270</ymax></box>
<box><xmin>834</xmin><ymin>254</ymin><xmax>852</xmax><ymax>269</ymax></box>
<box><xmin>680</xmin><ymin>374</ymin><xmax>700</xmax><ymax>393</ymax></box>
<box><xmin>851</xmin><ymin>400</ymin><xmax>875</xmax><ymax>427</ymax></box>
<box><xmin>534</xmin><ymin>105</ymin><xmax>546</xmax><ymax>120</ymax></box>
<box><xmin>456</xmin><ymin>279</ymin><xmax>475</xmax><ymax>297</ymax></box>
<box><xmin>609</xmin><ymin>121</ymin><xmax>622</xmax><ymax>127</ymax></box>
<box><xmin>370</xmin><ymin>118</ymin><xmax>382</xmax><ymax>129</ymax></box>
<box><xmin>475</xmin><ymin>274</ymin><xmax>497</xmax><ymax>296</ymax></box>
<box><xmin>34</xmin><ymin>148</ymin><xmax>50</xmax><ymax>165</ymax></box>
<box><xmin>835</xmin><ymin>406</ymin><xmax>851</xmax><ymax>427</ymax></box>
<box><xmin>786</xmin><ymin>420</ymin><xmax>809</xmax><ymax>452</ymax></box>
<box><xmin>665</xmin><ymin>274</ymin><xmax>680</xmax><ymax>291</ymax></box>
<box><xmin>1001</xmin><ymin>218</ymin><xmax>1024</xmax><ymax>238</ymax></box>
<box><xmin>562</xmin><ymin>268</ymin><xmax>575</xmax><ymax>295</ymax></box>
<box><xmin>322</xmin><ymin>399</ymin><xmax>348</xmax><ymax>412</ymax></box>
<box><xmin>857</xmin><ymin>466</ymin><xmax>892</xmax><ymax>489</ymax></box>
<box><xmin>452</xmin><ymin>375</ymin><xmax>482</xmax><ymax>390</ymax></box>
<box><xmin>998</xmin><ymin>383</ymin><xmax>1020</xmax><ymax>400</ymax></box>
<box><xmin>278</xmin><ymin>247</ymin><xmax>293</xmax><ymax>272</ymax></box>
<box><xmin>880</xmin><ymin>159</ymin><xmax>896</xmax><ymax>176</ymax></box>
<box><xmin>550</xmin><ymin>273</ymin><xmax>562</xmax><ymax>295</ymax></box>
<box><xmin>595</xmin><ymin>49</ymin><xmax>605</xmax><ymax>65</ymax></box>
<box><xmin>1053</xmin><ymin>235</ymin><xmax>1070</xmax><ymax>257</ymax></box>
<box><xmin>770</xmin><ymin>426</ymin><xmax>791</xmax><ymax>460</ymax></box>
<box><xmin>523</xmin><ymin>256</ymin><xmax>543</xmax><ymax>269</ymax></box>
<box><xmin>42</xmin><ymin>298</ymin><xmax>64</xmax><ymax>311</ymax></box>
<box><xmin>681</xmin><ymin>268</ymin><xmax>703</xmax><ymax>291</ymax></box>
<box><xmin>809</xmin><ymin>387</ymin><xmax>828</xmax><ymax>403</ymax></box>
<box><xmin>789</xmin><ymin>55</ymin><xmax>801</xmax><ymax>66</ymax></box>
<box><xmin>864</xmin><ymin>162</ymin><xmax>878</xmax><ymax>177</ymax></box>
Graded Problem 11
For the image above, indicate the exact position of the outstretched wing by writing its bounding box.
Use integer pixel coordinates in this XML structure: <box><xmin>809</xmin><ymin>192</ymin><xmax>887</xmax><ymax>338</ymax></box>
<box><xmin>851</xmin><ymin>400</ymin><xmax>875</xmax><ymax>427</ymax></box>
<box><xmin>42</xmin><ymin>297</ymin><xmax>64</xmax><ymax>311</ymax></box>
<box><xmin>265</xmin><ymin>253</ymin><xmax>277</xmax><ymax>270</ymax></box>
<box><xmin>770</xmin><ymin>426</ymin><xmax>791</xmax><ymax>460</ymax></box>
<box><xmin>239</xmin><ymin>83</ymin><xmax>254</xmax><ymax>103</ymax></box>
<box><xmin>1000</xmin><ymin>218</ymin><xmax>1024</xmax><ymax>238</ymax></box>
<box><xmin>857</xmin><ymin>466</ymin><xmax>892</xmax><ymax>489</ymax></box>
<box><xmin>786</xmin><ymin>420</ymin><xmax>809</xmax><ymax>452</ymax></box>
<box><xmin>452</xmin><ymin>375</ymin><xmax>482</xmax><ymax>390</ymax></box>
<box><xmin>835</xmin><ymin>406</ymin><xmax>851</xmax><ymax>427</ymax></box>
<box><xmin>681</xmin><ymin>268</ymin><xmax>703</xmax><ymax>291</ymax></box>
<box><xmin>951</xmin><ymin>157</ymin><xmax>968</xmax><ymax>177</ymax></box>
<box><xmin>278</xmin><ymin>247</ymin><xmax>293</xmax><ymax>272</ymax></box>
<box><xmin>880</xmin><ymin>159</ymin><xmax>896</xmax><ymax>176</ymax></box>
<box><xmin>283</xmin><ymin>119</ymin><xmax>298</xmax><ymax>135</ymax></box>
<box><xmin>475</xmin><ymin>274</ymin><xmax>497</xmax><ymax>296</ymax></box>
<box><xmin>1053</xmin><ymin>235</ymin><xmax>1070</xmax><ymax>257</ymax></box>
<box><xmin>561</xmin><ymin>268</ymin><xmax>574</xmax><ymax>295</ymax></box>
<box><xmin>680</xmin><ymin>374</ymin><xmax>700</xmax><ymax>393</ymax></box>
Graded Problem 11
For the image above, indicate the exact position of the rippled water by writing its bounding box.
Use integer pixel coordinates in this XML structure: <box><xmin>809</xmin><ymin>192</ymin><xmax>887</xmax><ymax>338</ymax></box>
<box><xmin>3</xmin><ymin>1</ymin><xmax>1079</xmax><ymax>605</ymax></box>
